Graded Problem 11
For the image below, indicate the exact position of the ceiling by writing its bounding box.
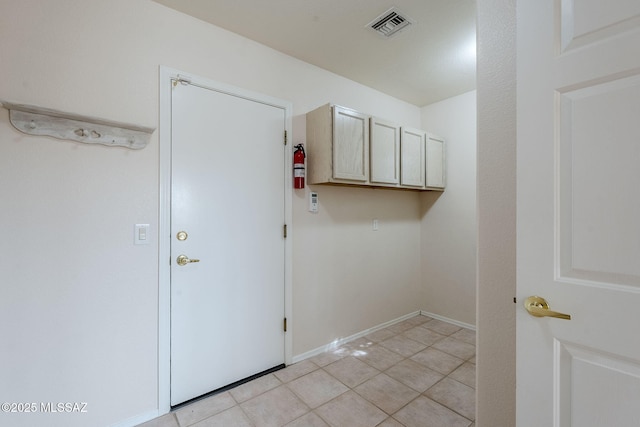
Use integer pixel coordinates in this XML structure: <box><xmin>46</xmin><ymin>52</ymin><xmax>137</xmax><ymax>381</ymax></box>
<box><xmin>152</xmin><ymin>0</ymin><xmax>476</xmax><ymax>107</ymax></box>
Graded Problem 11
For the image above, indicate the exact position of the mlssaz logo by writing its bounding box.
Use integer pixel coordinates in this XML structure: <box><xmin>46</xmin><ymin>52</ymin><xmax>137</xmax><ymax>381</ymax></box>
<box><xmin>40</xmin><ymin>402</ymin><xmax>88</xmax><ymax>413</ymax></box>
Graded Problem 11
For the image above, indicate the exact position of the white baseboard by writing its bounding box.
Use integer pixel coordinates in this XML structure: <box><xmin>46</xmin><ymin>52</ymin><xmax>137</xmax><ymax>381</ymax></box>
<box><xmin>292</xmin><ymin>309</ymin><xmax>475</xmax><ymax>364</ymax></box>
<box><xmin>421</xmin><ymin>310</ymin><xmax>476</xmax><ymax>331</ymax></box>
<box><xmin>292</xmin><ymin>310</ymin><xmax>422</xmax><ymax>364</ymax></box>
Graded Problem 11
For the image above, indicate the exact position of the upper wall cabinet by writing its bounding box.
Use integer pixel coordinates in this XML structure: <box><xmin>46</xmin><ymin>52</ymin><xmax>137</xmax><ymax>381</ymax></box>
<box><xmin>306</xmin><ymin>103</ymin><xmax>445</xmax><ymax>191</ymax></box>
<box><xmin>307</xmin><ymin>104</ymin><xmax>370</xmax><ymax>185</ymax></box>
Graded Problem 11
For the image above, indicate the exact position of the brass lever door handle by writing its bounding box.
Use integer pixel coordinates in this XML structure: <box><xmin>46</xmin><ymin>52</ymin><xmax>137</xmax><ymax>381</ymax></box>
<box><xmin>524</xmin><ymin>296</ymin><xmax>571</xmax><ymax>320</ymax></box>
<box><xmin>176</xmin><ymin>254</ymin><xmax>200</xmax><ymax>266</ymax></box>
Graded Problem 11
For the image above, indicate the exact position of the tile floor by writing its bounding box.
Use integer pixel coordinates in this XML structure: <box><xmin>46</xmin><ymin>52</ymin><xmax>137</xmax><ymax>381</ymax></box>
<box><xmin>139</xmin><ymin>315</ymin><xmax>476</xmax><ymax>427</ymax></box>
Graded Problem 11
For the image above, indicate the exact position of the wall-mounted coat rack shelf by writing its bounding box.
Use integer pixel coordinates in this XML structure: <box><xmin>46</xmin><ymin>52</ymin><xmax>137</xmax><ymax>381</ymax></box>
<box><xmin>1</xmin><ymin>101</ymin><xmax>155</xmax><ymax>149</ymax></box>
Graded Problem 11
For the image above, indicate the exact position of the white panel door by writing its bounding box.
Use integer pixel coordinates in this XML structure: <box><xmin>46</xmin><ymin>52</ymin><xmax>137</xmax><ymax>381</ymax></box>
<box><xmin>370</xmin><ymin>117</ymin><xmax>400</xmax><ymax>185</ymax></box>
<box><xmin>170</xmin><ymin>82</ymin><xmax>286</xmax><ymax>406</ymax></box>
<box><xmin>517</xmin><ymin>1</ymin><xmax>640</xmax><ymax>425</ymax></box>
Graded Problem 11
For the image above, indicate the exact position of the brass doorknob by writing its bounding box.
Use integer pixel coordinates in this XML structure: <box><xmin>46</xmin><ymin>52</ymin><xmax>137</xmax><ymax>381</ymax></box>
<box><xmin>524</xmin><ymin>296</ymin><xmax>571</xmax><ymax>320</ymax></box>
<box><xmin>176</xmin><ymin>254</ymin><xmax>200</xmax><ymax>266</ymax></box>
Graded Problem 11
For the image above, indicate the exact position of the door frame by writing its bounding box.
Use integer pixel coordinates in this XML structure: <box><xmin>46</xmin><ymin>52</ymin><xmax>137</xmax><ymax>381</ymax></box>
<box><xmin>476</xmin><ymin>0</ymin><xmax>517</xmax><ymax>424</ymax></box>
<box><xmin>157</xmin><ymin>66</ymin><xmax>293</xmax><ymax>414</ymax></box>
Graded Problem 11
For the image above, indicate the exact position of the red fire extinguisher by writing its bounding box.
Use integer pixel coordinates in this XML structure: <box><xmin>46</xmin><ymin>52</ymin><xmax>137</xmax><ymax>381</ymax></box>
<box><xmin>293</xmin><ymin>144</ymin><xmax>306</xmax><ymax>189</ymax></box>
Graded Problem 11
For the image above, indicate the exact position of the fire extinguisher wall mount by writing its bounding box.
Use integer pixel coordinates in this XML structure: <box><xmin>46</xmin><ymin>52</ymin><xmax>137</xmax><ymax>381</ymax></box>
<box><xmin>293</xmin><ymin>144</ymin><xmax>306</xmax><ymax>189</ymax></box>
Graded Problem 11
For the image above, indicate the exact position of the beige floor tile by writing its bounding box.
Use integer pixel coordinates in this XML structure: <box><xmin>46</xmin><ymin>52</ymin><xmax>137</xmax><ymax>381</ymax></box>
<box><xmin>339</xmin><ymin>337</ymin><xmax>375</xmax><ymax>357</ymax></box>
<box><xmin>136</xmin><ymin>413</ymin><xmax>179</xmax><ymax>427</ymax></box>
<box><xmin>410</xmin><ymin>347</ymin><xmax>464</xmax><ymax>375</ymax></box>
<box><xmin>422</xmin><ymin>319</ymin><xmax>463</xmax><ymax>336</ymax></box>
<box><xmin>432</xmin><ymin>337</ymin><xmax>476</xmax><ymax>360</ymax></box>
<box><xmin>365</xmin><ymin>327</ymin><xmax>397</xmax><ymax>343</ymax></box>
<box><xmin>393</xmin><ymin>396</ymin><xmax>472</xmax><ymax>427</ymax></box>
<box><xmin>174</xmin><ymin>392</ymin><xmax>236</xmax><ymax>427</ymax></box>
<box><xmin>348</xmin><ymin>336</ymin><xmax>377</xmax><ymax>347</ymax></box>
<box><xmin>229</xmin><ymin>374</ymin><xmax>282</xmax><ymax>403</ymax></box>
<box><xmin>287</xmin><ymin>369</ymin><xmax>348</xmax><ymax>409</ymax></box>
<box><xmin>274</xmin><ymin>360</ymin><xmax>319</xmax><ymax>383</ymax></box>
<box><xmin>425</xmin><ymin>377</ymin><xmax>476</xmax><ymax>421</ymax></box>
<box><xmin>391</xmin><ymin>319</ymin><xmax>423</xmax><ymax>332</ymax></box>
<box><xmin>377</xmin><ymin>417</ymin><xmax>405</xmax><ymax>427</ymax></box>
<box><xmin>385</xmin><ymin>359</ymin><xmax>444</xmax><ymax>392</ymax></box>
<box><xmin>316</xmin><ymin>391</ymin><xmax>387</xmax><ymax>427</ymax></box>
<box><xmin>403</xmin><ymin>326</ymin><xmax>447</xmax><ymax>346</ymax></box>
<box><xmin>353</xmin><ymin>344</ymin><xmax>404</xmax><ymax>371</ymax></box>
<box><xmin>451</xmin><ymin>328</ymin><xmax>476</xmax><ymax>345</ymax></box>
<box><xmin>285</xmin><ymin>411</ymin><xmax>329</xmax><ymax>427</ymax></box>
<box><xmin>449</xmin><ymin>362</ymin><xmax>476</xmax><ymax>388</ymax></box>
<box><xmin>379</xmin><ymin>335</ymin><xmax>427</xmax><ymax>357</ymax></box>
<box><xmin>190</xmin><ymin>406</ymin><xmax>253</xmax><ymax>427</ymax></box>
<box><xmin>387</xmin><ymin>320</ymin><xmax>418</xmax><ymax>334</ymax></box>
<box><xmin>140</xmin><ymin>316</ymin><xmax>476</xmax><ymax>427</ymax></box>
<box><xmin>354</xmin><ymin>373</ymin><xmax>419</xmax><ymax>414</ymax></box>
<box><xmin>308</xmin><ymin>348</ymin><xmax>348</xmax><ymax>367</ymax></box>
<box><xmin>240</xmin><ymin>386</ymin><xmax>309</xmax><ymax>427</ymax></box>
<box><xmin>323</xmin><ymin>356</ymin><xmax>380</xmax><ymax>388</ymax></box>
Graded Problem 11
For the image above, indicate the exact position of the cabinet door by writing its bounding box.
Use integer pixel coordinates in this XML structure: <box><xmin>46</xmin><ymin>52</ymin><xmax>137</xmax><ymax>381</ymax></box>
<box><xmin>400</xmin><ymin>127</ymin><xmax>426</xmax><ymax>188</ymax></box>
<box><xmin>426</xmin><ymin>133</ymin><xmax>445</xmax><ymax>189</ymax></box>
<box><xmin>370</xmin><ymin>117</ymin><xmax>400</xmax><ymax>185</ymax></box>
<box><xmin>332</xmin><ymin>106</ymin><xmax>369</xmax><ymax>182</ymax></box>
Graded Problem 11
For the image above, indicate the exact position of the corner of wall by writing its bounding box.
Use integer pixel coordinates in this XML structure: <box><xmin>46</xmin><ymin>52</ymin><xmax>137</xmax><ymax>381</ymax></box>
<box><xmin>476</xmin><ymin>0</ymin><xmax>517</xmax><ymax>425</ymax></box>
<box><xmin>419</xmin><ymin>91</ymin><xmax>478</xmax><ymax>327</ymax></box>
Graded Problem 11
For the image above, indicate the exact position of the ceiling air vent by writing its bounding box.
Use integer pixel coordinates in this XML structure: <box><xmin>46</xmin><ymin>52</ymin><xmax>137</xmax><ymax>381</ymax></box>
<box><xmin>367</xmin><ymin>7</ymin><xmax>415</xmax><ymax>38</ymax></box>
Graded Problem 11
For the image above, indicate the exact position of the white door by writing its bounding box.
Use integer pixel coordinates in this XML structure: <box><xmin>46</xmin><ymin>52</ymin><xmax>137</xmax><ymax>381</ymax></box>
<box><xmin>517</xmin><ymin>1</ymin><xmax>640</xmax><ymax>426</ymax></box>
<box><xmin>170</xmin><ymin>81</ymin><xmax>286</xmax><ymax>406</ymax></box>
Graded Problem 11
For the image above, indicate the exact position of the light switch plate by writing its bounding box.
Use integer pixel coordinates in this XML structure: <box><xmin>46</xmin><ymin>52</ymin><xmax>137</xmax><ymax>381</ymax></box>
<box><xmin>135</xmin><ymin>224</ymin><xmax>150</xmax><ymax>245</ymax></box>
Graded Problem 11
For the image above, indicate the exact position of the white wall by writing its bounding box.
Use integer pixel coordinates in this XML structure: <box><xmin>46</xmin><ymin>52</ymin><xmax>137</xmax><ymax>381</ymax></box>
<box><xmin>0</xmin><ymin>0</ymin><xmax>425</xmax><ymax>425</ymax></box>
<box><xmin>293</xmin><ymin>186</ymin><xmax>423</xmax><ymax>355</ymax></box>
<box><xmin>476</xmin><ymin>0</ymin><xmax>517</xmax><ymax>424</ymax></box>
<box><xmin>420</xmin><ymin>91</ymin><xmax>477</xmax><ymax>326</ymax></box>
